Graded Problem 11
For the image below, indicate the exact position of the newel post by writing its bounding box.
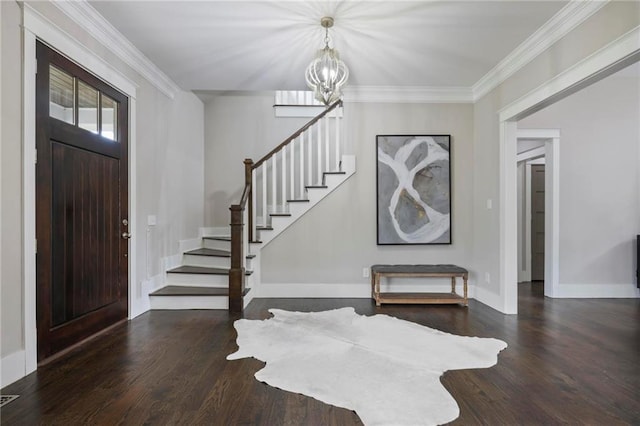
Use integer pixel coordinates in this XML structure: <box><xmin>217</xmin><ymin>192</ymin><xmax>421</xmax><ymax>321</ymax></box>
<box><xmin>244</xmin><ymin>158</ymin><xmax>254</xmax><ymax>242</ymax></box>
<box><xmin>229</xmin><ymin>204</ymin><xmax>245</xmax><ymax>314</ymax></box>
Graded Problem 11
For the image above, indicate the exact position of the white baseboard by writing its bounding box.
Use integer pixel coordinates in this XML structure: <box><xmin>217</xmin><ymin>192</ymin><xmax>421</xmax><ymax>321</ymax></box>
<box><xmin>130</xmin><ymin>273</ymin><xmax>165</xmax><ymax>319</ymax></box>
<box><xmin>1</xmin><ymin>350</ymin><xmax>26</xmax><ymax>388</ymax></box>
<box><xmin>553</xmin><ymin>283</ymin><xmax>640</xmax><ymax>298</ymax></box>
<box><xmin>473</xmin><ymin>285</ymin><xmax>508</xmax><ymax>314</ymax></box>
<box><xmin>255</xmin><ymin>282</ymin><xmax>477</xmax><ymax>299</ymax></box>
<box><xmin>244</xmin><ymin>287</ymin><xmax>255</xmax><ymax>308</ymax></box>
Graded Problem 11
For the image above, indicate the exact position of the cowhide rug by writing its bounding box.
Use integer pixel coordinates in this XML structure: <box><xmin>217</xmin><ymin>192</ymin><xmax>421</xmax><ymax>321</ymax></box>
<box><xmin>227</xmin><ymin>307</ymin><xmax>507</xmax><ymax>426</ymax></box>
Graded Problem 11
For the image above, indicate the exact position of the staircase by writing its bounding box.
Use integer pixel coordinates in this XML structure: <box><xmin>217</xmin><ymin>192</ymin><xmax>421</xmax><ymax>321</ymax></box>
<box><xmin>149</xmin><ymin>94</ymin><xmax>355</xmax><ymax>311</ymax></box>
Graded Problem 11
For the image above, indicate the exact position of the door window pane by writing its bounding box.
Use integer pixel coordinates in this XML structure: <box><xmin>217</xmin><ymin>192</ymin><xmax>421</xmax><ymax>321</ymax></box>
<box><xmin>78</xmin><ymin>80</ymin><xmax>99</xmax><ymax>134</ymax></box>
<box><xmin>49</xmin><ymin>65</ymin><xmax>75</xmax><ymax>125</ymax></box>
<box><xmin>101</xmin><ymin>94</ymin><xmax>118</xmax><ymax>141</ymax></box>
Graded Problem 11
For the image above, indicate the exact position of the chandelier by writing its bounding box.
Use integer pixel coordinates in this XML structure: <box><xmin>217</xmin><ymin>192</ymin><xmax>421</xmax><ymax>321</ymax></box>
<box><xmin>305</xmin><ymin>16</ymin><xmax>349</xmax><ymax>105</ymax></box>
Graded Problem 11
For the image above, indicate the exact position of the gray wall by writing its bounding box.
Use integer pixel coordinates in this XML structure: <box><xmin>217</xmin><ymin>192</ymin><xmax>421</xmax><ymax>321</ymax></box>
<box><xmin>1</xmin><ymin>2</ymin><xmax>204</xmax><ymax>362</ymax></box>
<box><xmin>519</xmin><ymin>69</ymin><xmax>639</xmax><ymax>287</ymax></box>
<box><xmin>261</xmin><ymin>102</ymin><xmax>474</xmax><ymax>287</ymax></box>
<box><xmin>1</xmin><ymin>0</ymin><xmax>24</xmax><ymax>359</ymax></box>
<box><xmin>471</xmin><ymin>1</ymin><xmax>640</xmax><ymax>302</ymax></box>
<box><xmin>203</xmin><ymin>97</ymin><xmax>474</xmax><ymax>287</ymax></box>
<box><xmin>204</xmin><ymin>94</ymin><xmax>309</xmax><ymax>226</ymax></box>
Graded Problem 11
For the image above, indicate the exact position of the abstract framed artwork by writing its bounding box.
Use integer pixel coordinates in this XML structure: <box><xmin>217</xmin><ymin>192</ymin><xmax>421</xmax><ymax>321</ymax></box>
<box><xmin>376</xmin><ymin>135</ymin><xmax>451</xmax><ymax>245</ymax></box>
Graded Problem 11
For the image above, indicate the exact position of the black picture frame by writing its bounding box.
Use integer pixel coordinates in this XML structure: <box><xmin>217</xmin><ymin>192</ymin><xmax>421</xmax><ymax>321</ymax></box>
<box><xmin>376</xmin><ymin>135</ymin><xmax>452</xmax><ymax>245</ymax></box>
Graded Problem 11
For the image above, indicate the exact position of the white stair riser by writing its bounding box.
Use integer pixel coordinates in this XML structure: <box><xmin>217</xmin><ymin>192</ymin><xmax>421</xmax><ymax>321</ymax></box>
<box><xmin>183</xmin><ymin>254</ymin><xmax>231</xmax><ymax>269</ymax></box>
<box><xmin>203</xmin><ymin>239</ymin><xmax>231</xmax><ymax>250</ymax></box>
<box><xmin>324</xmin><ymin>173</ymin><xmax>346</xmax><ymax>187</ymax></box>
<box><xmin>166</xmin><ymin>272</ymin><xmax>228</xmax><ymax>286</ymax></box>
<box><xmin>150</xmin><ymin>295</ymin><xmax>228</xmax><ymax>310</ymax></box>
<box><xmin>182</xmin><ymin>254</ymin><xmax>253</xmax><ymax>270</ymax></box>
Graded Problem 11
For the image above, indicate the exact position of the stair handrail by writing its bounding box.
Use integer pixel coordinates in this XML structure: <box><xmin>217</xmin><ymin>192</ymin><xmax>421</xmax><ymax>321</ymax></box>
<box><xmin>252</xmin><ymin>99</ymin><xmax>342</xmax><ymax>170</ymax></box>
<box><xmin>229</xmin><ymin>98</ymin><xmax>342</xmax><ymax>314</ymax></box>
<box><xmin>246</xmin><ymin>99</ymin><xmax>342</xmax><ymax>242</ymax></box>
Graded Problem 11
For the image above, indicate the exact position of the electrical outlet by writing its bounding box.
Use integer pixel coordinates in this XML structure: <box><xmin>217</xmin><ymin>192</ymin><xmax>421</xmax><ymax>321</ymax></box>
<box><xmin>485</xmin><ymin>272</ymin><xmax>491</xmax><ymax>283</ymax></box>
<box><xmin>362</xmin><ymin>267</ymin><xmax>370</xmax><ymax>278</ymax></box>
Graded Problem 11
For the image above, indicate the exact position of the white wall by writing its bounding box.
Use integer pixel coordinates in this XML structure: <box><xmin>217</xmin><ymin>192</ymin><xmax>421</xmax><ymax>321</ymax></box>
<box><xmin>1</xmin><ymin>1</ymin><xmax>205</xmax><ymax>384</ymax></box>
<box><xmin>472</xmin><ymin>1</ymin><xmax>640</xmax><ymax>309</ymax></box>
<box><xmin>519</xmin><ymin>68</ymin><xmax>639</xmax><ymax>290</ymax></box>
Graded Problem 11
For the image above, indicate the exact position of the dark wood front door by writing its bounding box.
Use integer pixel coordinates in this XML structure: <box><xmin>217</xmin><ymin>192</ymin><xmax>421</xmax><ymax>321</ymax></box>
<box><xmin>36</xmin><ymin>41</ymin><xmax>129</xmax><ymax>361</ymax></box>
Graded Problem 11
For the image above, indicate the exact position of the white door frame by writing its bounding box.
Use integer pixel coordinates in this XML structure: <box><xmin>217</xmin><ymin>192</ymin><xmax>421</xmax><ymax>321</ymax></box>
<box><xmin>517</xmin><ymin>130</ymin><xmax>560</xmax><ymax>297</ymax></box>
<box><xmin>22</xmin><ymin>5</ymin><xmax>138</xmax><ymax>376</ymax></box>
<box><xmin>498</xmin><ymin>27</ymin><xmax>640</xmax><ymax>314</ymax></box>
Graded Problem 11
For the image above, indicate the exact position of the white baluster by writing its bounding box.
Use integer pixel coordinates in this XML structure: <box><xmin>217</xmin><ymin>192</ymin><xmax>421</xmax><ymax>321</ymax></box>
<box><xmin>281</xmin><ymin>147</ymin><xmax>286</xmax><ymax>213</ymax></box>
<box><xmin>300</xmin><ymin>132</ymin><xmax>305</xmax><ymax>199</ymax></box>
<box><xmin>335</xmin><ymin>114</ymin><xmax>340</xmax><ymax>171</ymax></box>
<box><xmin>325</xmin><ymin>116</ymin><xmax>330</xmax><ymax>176</ymax></box>
<box><xmin>271</xmin><ymin>156</ymin><xmax>276</xmax><ymax>216</ymax></box>
<box><xmin>252</xmin><ymin>168</ymin><xmax>257</xmax><ymax>240</ymax></box>
<box><xmin>317</xmin><ymin>120</ymin><xmax>322</xmax><ymax>185</ymax></box>
<box><xmin>307</xmin><ymin>128</ymin><xmax>313</xmax><ymax>189</ymax></box>
<box><xmin>261</xmin><ymin>165</ymin><xmax>267</xmax><ymax>227</ymax></box>
<box><xmin>290</xmin><ymin>139</ymin><xmax>294</xmax><ymax>202</ymax></box>
<box><xmin>243</xmin><ymin>207</ymin><xmax>249</xmax><ymax>261</ymax></box>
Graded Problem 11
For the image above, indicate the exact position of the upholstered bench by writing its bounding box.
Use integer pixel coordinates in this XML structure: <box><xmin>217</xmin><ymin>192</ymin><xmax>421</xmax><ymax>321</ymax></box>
<box><xmin>370</xmin><ymin>264</ymin><xmax>468</xmax><ymax>307</ymax></box>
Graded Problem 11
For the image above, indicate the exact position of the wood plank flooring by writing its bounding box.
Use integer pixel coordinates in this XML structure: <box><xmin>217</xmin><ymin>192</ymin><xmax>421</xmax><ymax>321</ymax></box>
<box><xmin>2</xmin><ymin>283</ymin><xmax>639</xmax><ymax>425</ymax></box>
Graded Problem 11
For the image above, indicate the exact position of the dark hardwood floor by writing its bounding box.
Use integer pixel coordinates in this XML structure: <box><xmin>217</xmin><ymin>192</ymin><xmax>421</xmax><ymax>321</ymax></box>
<box><xmin>2</xmin><ymin>283</ymin><xmax>639</xmax><ymax>425</ymax></box>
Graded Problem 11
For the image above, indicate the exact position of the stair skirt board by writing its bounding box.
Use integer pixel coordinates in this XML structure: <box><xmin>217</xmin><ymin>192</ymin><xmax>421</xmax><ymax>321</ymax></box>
<box><xmin>252</xmin><ymin>156</ymin><xmax>355</xmax><ymax>247</ymax></box>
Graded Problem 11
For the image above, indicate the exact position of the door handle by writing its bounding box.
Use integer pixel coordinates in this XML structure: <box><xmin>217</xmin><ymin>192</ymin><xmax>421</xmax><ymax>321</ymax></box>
<box><xmin>122</xmin><ymin>232</ymin><xmax>132</xmax><ymax>240</ymax></box>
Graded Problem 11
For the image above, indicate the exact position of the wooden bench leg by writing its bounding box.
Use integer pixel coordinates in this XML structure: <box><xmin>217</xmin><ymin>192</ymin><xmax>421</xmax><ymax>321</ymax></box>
<box><xmin>451</xmin><ymin>276</ymin><xmax>456</xmax><ymax>294</ymax></box>
<box><xmin>371</xmin><ymin>273</ymin><xmax>375</xmax><ymax>299</ymax></box>
<box><xmin>374</xmin><ymin>273</ymin><xmax>381</xmax><ymax>307</ymax></box>
<box><xmin>463</xmin><ymin>275</ymin><xmax>468</xmax><ymax>306</ymax></box>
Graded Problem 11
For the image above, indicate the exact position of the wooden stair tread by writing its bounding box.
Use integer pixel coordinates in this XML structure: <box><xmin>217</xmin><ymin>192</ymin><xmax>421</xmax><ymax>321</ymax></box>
<box><xmin>270</xmin><ymin>213</ymin><xmax>291</xmax><ymax>217</ymax></box>
<box><xmin>324</xmin><ymin>171</ymin><xmax>346</xmax><ymax>175</ymax></box>
<box><xmin>150</xmin><ymin>286</ymin><xmax>251</xmax><ymax>297</ymax></box>
<box><xmin>202</xmin><ymin>236</ymin><xmax>231</xmax><ymax>241</ymax></box>
<box><xmin>306</xmin><ymin>185</ymin><xmax>328</xmax><ymax>189</ymax></box>
<box><xmin>185</xmin><ymin>248</ymin><xmax>230</xmax><ymax>257</ymax></box>
<box><xmin>150</xmin><ymin>286</ymin><xmax>228</xmax><ymax>296</ymax></box>
<box><xmin>167</xmin><ymin>265</ymin><xmax>253</xmax><ymax>276</ymax></box>
<box><xmin>256</xmin><ymin>226</ymin><xmax>273</xmax><ymax>231</ymax></box>
<box><xmin>287</xmin><ymin>199</ymin><xmax>309</xmax><ymax>203</ymax></box>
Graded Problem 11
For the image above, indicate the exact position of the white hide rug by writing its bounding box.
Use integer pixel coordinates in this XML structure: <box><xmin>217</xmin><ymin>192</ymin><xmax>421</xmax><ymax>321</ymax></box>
<box><xmin>227</xmin><ymin>307</ymin><xmax>507</xmax><ymax>426</ymax></box>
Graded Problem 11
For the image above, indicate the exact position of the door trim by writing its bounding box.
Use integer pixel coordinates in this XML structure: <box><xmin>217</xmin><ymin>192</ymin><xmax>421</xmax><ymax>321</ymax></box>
<box><xmin>22</xmin><ymin>5</ymin><xmax>138</xmax><ymax>376</ymax></box>
<box><xmin>516</xmin><ymin>130</ymin><xmax>559</xmax><ymax>293</ymax></box>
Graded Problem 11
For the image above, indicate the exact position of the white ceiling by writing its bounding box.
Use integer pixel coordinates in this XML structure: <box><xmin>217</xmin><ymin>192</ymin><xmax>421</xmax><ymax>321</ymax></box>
<box><xmin>89</xmin><ymin>0</ymin><xmax>569</xmax><ymax>93</ymax></box>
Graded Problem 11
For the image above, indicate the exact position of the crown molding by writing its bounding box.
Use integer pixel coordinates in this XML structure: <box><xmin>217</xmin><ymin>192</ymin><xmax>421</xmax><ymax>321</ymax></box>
<box><xmin>343</xmin><ymin>86</ymin><xmax>474</xmax><ymax>104</ymax></box>
<box><xmin>472</xmin><ymin>0</ymin><xmax>609</xmax><ymax>101</ymax></box>
<box><xmin>50</xmin><ymin>0</ymin><xmax>180</xmax><ymax>99</ymax></box>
